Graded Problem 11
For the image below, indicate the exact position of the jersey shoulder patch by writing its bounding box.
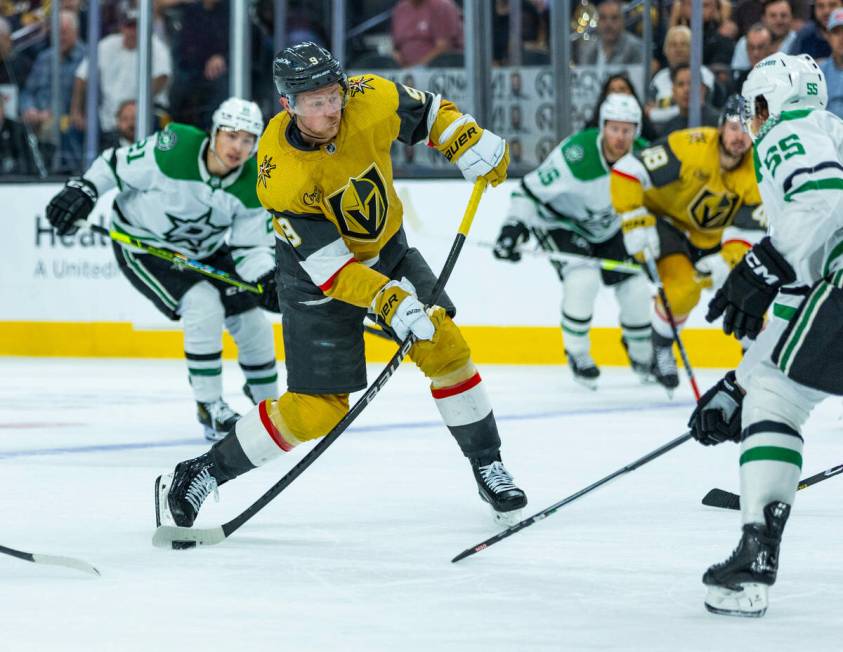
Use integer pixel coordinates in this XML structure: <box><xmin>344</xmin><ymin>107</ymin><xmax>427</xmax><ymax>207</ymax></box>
<box><xmin>561</xmin><ymin>128</ymin><xmax>605</xmax><ymax>181</ymax></box>
<box><xmin>153</xmin><ymin>123</ymin><xmax>205</xmax><ymax>182</ymax></box>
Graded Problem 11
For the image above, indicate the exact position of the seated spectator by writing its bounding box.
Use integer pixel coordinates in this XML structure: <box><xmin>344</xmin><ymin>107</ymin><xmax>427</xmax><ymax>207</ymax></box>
<box><xmin>575</xmin><ymin>0</ymin><xmax>643</xmax><ymax>65</ymax></box>
<box><xmin>658</xmin><ymin>63</ymin><xmax>721</xmax><ymax>136</ymax></box>
<box><xmin>648</xmin><ymin>26</ymin><xmax>718</xmax><ymax>125</ymax></box>
<box><xmin>733</xmin><ymin>0</ymin><xmax>765</xmax><ymax>36</ymax></box>
<box><xmin>492</xmin><ymin>0</ymin><xmax>548</xmax><ymax>65</ymax></box>
<box><xmin>730</xmin><ymin>24</ymin><xmax>776</xmax><ymax>92</ymax></box>
<box><xmin>19</xmin><ymin>9</ymin><xmax>84</xmax><ymax>170</ymax></box>
<box><xmin>100</xmin><ymin>98</ymin><xmax>136</xmax><ymax>150</ymax></box>
<box><xmin>732</xmin><ymin>0</ymin><xmax>797</xmax><ymax>70</ymax></box>
<box><xmin>0</xmin><ymin>16</ymin><xmax>34</xmax><ymax>90</ymax></box>
<box><xmin>391</xmin><ymin>0</ymin><xmax>463</xmax><ymax>67</ymax></box>
<box><xmin>790</xmin><ymin>0</ymin><xmax>841</xmax><ymax>58</ymax></box>
<box><xmin>584</xmin><ymin>72</ymin><xmax>660</xmax><ymax>140</ymax></box>
<box><xmin>670</xmin><ymin>0</ymin><xmax>737</xmax><ymax>66</ymax></box>
<box><xmin>820</xmin><ymin>8</ymin><xmax>843</xmax><ymax>116</ymax></box>
<box><xmin>71</xmin><ymin>3</ymin><xmax>171</xmax><ymax>135</ymax></box>
<box><xmin>160</xmin><ymin>0</ymin><xmax>229</xmax><ymax>129</ymax></box>
<box><xmin>0</xmin><ymin>94</ymin><xmax>36</xmax><ymax>174</ymax></box>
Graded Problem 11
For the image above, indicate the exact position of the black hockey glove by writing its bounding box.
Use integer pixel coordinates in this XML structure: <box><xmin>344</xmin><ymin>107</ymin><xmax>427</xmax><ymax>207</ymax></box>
<box><xmin>45</xmin><ymin>177</ymin><xmax>98</xmax><ymax>236</ymax></box>
<box><xmin>493</xmin><ymin>221</ymin><xmax>529</xmax><ymax>262</ymax></box>
<box><xmin>688</xmin><ymin>371</ymin><xmax>743</xmax><ymax>446</ymax></box>
<box><xmin>705</xmin><ymin>237</ymin><xmax>795</xmax><ymax>340</ymax></box>
<box><xmin>256</xmin><ymin>270</ymin><xmax>280</xmax><ymax>313</ymax></box>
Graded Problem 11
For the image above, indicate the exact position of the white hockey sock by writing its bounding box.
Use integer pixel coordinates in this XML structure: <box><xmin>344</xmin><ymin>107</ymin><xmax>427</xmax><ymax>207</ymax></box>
<box><xmin>561</xmin><ymin>265</ymin><xmax>599</xmax><ymax>355</ymax></box>
<box><xmin>739</xmin><ymin>421</ymin><xmax>803</xmax><ymax>524</ymax></box>
<box><xmin>652</xmin><ymin>302</ymin><xmax>685</xmax><ymax>341</ymax></box>
<box><xmin>432</xmin><ymin>372</ymin><xmax>501</xmax><ymax>459</ymax></box>
<box><xmin>226</xmin><ymin>309</ymin><xmax>278</xmax><ymax>402</ymax></box>
<box><xmin>561</xmin><ymin>311</ymin><xmax>591</xmax><ymax>354</ymax></box>
<box><xmin>180</xmin><ymin>282</ymin><xmax>226</xmax><ymax>403</ymax></box>
<box><xmin>185</xmin><ymin>351</ymin><xmax>223</xmax><ymax>403</ymax></box>
<box><xmin>233</xmin><ymin>401</ymin><xmax>301</xmax><ymax>467</ymax></box>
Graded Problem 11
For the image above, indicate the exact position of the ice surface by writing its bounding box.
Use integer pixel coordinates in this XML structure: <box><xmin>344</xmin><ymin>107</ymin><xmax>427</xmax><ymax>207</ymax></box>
<box><xmin>1</xmin><ymin>358</ymin><xmax>841</xmax><ymax>651</ymax></box>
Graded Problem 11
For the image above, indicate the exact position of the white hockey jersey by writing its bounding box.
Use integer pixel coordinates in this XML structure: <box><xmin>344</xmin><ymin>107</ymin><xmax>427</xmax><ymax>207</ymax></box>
<box><xmin>752</xmin><ymin>108</ymin><xmax>843</xmax><ymax>286</ymax></box>
<box><xmin>510</xmin><ymin>128</ymin><xmax>648</xmax><ymax>243</ymax></box>
<box><xmin>83</xmin><ymin>123</ymin><xmax>274</xmax><ymax>282</ymax></box>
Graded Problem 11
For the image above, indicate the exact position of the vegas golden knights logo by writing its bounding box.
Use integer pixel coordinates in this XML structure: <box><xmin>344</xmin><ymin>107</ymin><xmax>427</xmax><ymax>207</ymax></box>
<box><xmin>327</xmin><ymin>164</ymin><xmax>389</xmax><ymax>241</ymax></box>
<box><xmin>688</xmin><ymin>187</ymin><xmax>740</xmax><ymax>230</ymax></box>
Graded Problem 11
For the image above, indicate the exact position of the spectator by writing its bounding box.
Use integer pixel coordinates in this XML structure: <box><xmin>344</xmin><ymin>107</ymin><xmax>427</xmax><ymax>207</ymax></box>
<box><xmin>575</xmin><ymin>0</ymin><xmax>643</xmax><ymax>65</ymax></box>
<box><xmin>658</xmin><ymin>63</ymin><xmax>721</xmax><ymax>136</ymax></box>
<box><xmin>391</xmin><ymin>0</ymin><xmax>463</xmax><ymax>67</ymax></box>
<box><xmin>820</xmin><ymin>8</ymin><xmax>843</xmax><ymax>116</ymax></box>
<box><xmin>732</xmin><ymin>0</ymin><xmax>797</xmax><ymax>70</ymax></box>
<box><xmin>671</xmin><ymin>0</ymin><xmax>737</xmax><ymax>66</ymax></box>
<box><xmin>585</xmin><ymin>72</ymin><xmax>660</xmax><ymax>140</ymax></box>
<box><xmin>790</xmin><ymin>0</ymin><xmax>841</xmax><ymax>57</ymax></box>
<box><xmin>730</xmin><ymin>24</ymin><xmax>776</xmax><ymax>92</ymax></box>
<box><xmin>733</xmin><ymin>0</ymin><xmax>765</xmax><ymax>36</ymax></box>
<box><xmin>19</xmin><ymin>9</ymin><xmax>85</xmax><ymax>169</ymax></box>
<box><xmin>492</xmin><ymin>0</ymin><xmax>549</xmax><ymax>64</ymax></box>
<box><xmin>100</xmin><ymin>98</ymin><xmax>137</xmax><ymax>150</ymax></box>
<box><xmin>160</xmin><ymin>0</ymin><xmax>229</xmax><ymax>129</ymax></box>
<box><xmin>70</xmin><ymin>3</ymin><xmax>171</xmax><ymax>134</ymax></box>
<box><xmin>0</xmin><ymin>94</ymin><xmax>35</xmax><ymax>174</ymax></box>
<box><xmin>0</xmin><ymin>16</ymin><xmax>34</xmax><ymax>91</ymax></box>
<box><xmin>647</xmin><ymin>26</ymin><xmax>719</xmax><ymax>125</ymax></box>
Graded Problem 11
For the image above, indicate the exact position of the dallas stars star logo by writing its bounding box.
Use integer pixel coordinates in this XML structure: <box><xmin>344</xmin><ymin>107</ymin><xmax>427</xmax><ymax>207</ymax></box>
<box><xmin>163</xmin><ymin>208</ymin><xmax>227</xmax><ymax>251</ymax></box>
<box><xmin>347</xmin><ymin>76</ymin><xmax>375</xmax><ymax>97</ymax></box>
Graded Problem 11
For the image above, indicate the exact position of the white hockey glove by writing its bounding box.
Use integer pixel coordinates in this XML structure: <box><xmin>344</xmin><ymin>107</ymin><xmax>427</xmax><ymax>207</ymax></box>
<box><xmin>694</xmin><ymin>250</ymin><xmax>731</xmax><ymax>288</ymax></box>
<box><xmin>620</xmin><ymin>208</ymin><xmax>660</xmax><ymax>260</ymax></box>
<box><xmin>372</xmin><ymin>278</ymin><xmax>435</xmax><ymax>342</ymax></box>
<box><xmin>439</xmin><ymin>114</ymin><xmax>509</xmax><ymax>187</ymax></box>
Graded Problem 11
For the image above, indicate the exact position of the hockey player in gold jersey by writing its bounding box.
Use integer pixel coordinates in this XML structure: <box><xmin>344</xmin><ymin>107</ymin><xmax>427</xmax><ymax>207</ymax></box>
<box><xmin>154</xmin><ymin>42</ymin><xmax>528</xmax><ymax>529</ymax></box>
<box><xmin>610</xmin><ymin>98</ymin><xmax>761</xmax><ymax>390</ymax></box>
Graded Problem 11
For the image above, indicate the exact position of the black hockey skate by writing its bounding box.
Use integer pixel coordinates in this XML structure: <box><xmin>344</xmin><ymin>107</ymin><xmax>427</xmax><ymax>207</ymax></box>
<box><xmin>565</xmin><ymin>350</ymin><xmax>600</xmax><ymax>390</ymax></box>
<box><xmin>197</xmin><ymin>398</ymin><xmax>240</xmax><ymax>442</ymax></box>
<box><xmin>155</xmin><ymin>453</ymin><xmax>224</xmax><ymax>537</ymax></box>
<box><xmin>621</xmin><ymin>336</ymin><xmax>655</xmax><ymax>383</ymax></box>
<box><xmin>651</xmin><ymin>334</ymin><xmax>679</xmax><ymax>395</ymax></box>
<box><xmin>703</xmin><ymin>501</ymin><xmax>791</xmax><ymax>618</ymax></box>
<box><xmin>471</xmin><ymin>454</ymin><xmax>528</xmax><ymax>525</ymax></box>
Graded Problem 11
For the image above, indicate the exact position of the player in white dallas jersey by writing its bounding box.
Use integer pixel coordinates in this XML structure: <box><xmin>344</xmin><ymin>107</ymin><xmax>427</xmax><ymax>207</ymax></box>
<box><xmin>493</xmin><ymin>94</ymin><xmax>653</xmax><ymax>388</ymax></box>
<box><xmin>45</xmin><ymin>98</ymin><xmax>280</xmax><ymax>442</ymax></box>
<box><xmin>687</xmin><ymin>53</ymin><xmax>842</xmax><ymax>617</ymax></box>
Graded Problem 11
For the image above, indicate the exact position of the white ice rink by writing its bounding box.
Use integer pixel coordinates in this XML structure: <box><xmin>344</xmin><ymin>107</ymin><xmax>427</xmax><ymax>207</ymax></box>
<box><xmin>1</xmin><ymin>357</ymin><xmax>842</xmax><ymax>651</ymax></box>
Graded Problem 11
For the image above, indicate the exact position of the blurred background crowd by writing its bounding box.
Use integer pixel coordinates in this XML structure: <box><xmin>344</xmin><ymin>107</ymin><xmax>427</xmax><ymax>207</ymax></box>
<box><xmin>0</xmin><ymin>0</ymin><xmax>841</xmax><ymax>179</ymax></box>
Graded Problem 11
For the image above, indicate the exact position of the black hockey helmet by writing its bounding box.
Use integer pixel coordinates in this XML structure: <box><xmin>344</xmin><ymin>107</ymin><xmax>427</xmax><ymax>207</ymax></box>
<box><xmin>719</xmin><ymin>94</ymin><xmax>743</xmax><ymax>127</ymax></box>
<box><xmin>273</xmin><ymin>42</ymin><xmax>347</xmax><ymax>98</ymax></box>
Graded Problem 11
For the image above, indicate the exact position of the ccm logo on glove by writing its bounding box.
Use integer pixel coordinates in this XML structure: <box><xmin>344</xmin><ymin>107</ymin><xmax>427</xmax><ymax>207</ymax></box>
<box><xmin>444</xmin><ymin>126</ymin><xmax>479</xmax><ymax>161</ymax></box>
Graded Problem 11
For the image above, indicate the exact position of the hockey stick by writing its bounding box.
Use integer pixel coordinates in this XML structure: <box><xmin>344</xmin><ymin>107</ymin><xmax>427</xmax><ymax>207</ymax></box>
<box><xmin>152</xmin><ymin>179</ymin><xmax>488</xmax><ymax>548</ymax></box>
<box><xmin>478</xmin><ymin>240</ymin><xmax>643</xmax><ymax>275</ymax></box>
<box><xmin>451</xmin><ymin>430</ymin><xmax>693</xmax><ymax>562</ymax></box>
<box><xmin>643</xmin><ymin>251</ymin><xmax>701</xmax><ymax>400</ymax></box>
<box><xmin>89</xmin><ymin>224</ymin><xmax>264</xmax><ymax>294</ymax></box>
<box><xmin>0</xmin><ymin>543</ymin><xmax>100</xmax><ymax>576</ymax></box>
<box><xmin>701</xmin><ymin>463</ymin><xmax>843</xmax><ymax>510</ymax></box>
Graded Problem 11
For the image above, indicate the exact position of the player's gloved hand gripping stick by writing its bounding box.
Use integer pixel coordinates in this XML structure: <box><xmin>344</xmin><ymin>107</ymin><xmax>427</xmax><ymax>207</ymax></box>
<box><xmin>152</xmin><ymin>179</ymin><xmax>488</xmax><ymax>548</ymax></box>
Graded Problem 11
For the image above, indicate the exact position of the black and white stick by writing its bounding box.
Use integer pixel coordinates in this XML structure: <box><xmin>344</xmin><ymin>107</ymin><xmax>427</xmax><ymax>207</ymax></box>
<box><xmin>451</xmin><ymin>431</ymin><xmax>693</xmax><ymax>563</ymax></box>
<box><xmin>152</xmin><ymin>179</ymin><xmax>488</xmax><ymax>549</ymax></box>
<box><xmin>701</xmin><ymin>463</ymin><xmax>843</xmax><ymax>510</ymax></box>
<box><xmin>0</xmin><ymin>544</ymin><xmax>100</xmax><ymax>576</ymax></box>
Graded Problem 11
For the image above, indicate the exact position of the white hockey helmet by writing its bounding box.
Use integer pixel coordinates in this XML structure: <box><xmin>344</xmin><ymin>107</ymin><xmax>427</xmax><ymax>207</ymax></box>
<box><xmin>599</xmin><ymin>93</ymin><xmax>642</xmax><ymax>138</ymax></box>
<box><xmin>741</xmin><ymin>53</ymin><xmax>827</xmax><ymax>137</ymax></box>
<box><xmin>211</xmin><ymin>97</ymin><xmax>264</xmax><ymax>156</ymax></box>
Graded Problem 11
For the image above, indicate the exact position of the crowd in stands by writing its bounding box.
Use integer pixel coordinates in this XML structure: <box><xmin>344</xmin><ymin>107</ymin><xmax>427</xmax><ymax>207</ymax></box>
<box><xmin>1</xmin><ymin>0</ymin><xmax>843</xmax><ymax>178</ymax></box>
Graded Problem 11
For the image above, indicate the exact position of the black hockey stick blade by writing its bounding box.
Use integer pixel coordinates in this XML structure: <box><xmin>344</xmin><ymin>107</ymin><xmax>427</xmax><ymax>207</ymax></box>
<box><xmin>152</xmin><ymin>179</ymin><xmax>488</xmax><ymax>550</ymax></box>
<box><xmin>451</xmin><ymin>431</ymin><xmax>693</xmax><ymax>563</ymax></box>
<box><xmin>701</xmin><ymin>463</ymin><xmax>843</xmax><ymax>511</ymax></box>
<box><xmin>701</xmin><ymin>488</ymin><xmax>741</xmax><ymax>510</ymax></box>
<box><xmin>0</xmin><ymin>544</ymin><xmax>100</xmax><ymax>576</ymax></box>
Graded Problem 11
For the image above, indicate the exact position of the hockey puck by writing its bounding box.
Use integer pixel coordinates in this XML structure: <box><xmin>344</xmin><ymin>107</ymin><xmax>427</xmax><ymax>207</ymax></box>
<box><xmin>172</xmin><ymin>540</ymin><xmax>197</xmax><ymax>550</ymax></box>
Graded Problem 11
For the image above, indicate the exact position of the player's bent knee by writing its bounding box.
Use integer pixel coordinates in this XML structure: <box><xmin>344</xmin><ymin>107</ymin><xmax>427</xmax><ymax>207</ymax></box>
<box><xmin>277</xmin><ymin>392</ymin><xmax>349</xmax><ymax>443</ymax></box>
<box><xmin>658</xmin><ymin>254</ymin><xmax>702</xmax><ymax>315</ymax></box>
<box><xmin>410</xmin><ymin>312</ymin><xmax>473</xmax><ymax>382</ymax></box>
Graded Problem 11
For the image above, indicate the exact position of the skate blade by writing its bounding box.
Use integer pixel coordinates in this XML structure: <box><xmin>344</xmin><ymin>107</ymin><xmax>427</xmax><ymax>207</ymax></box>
<box><xmin>704</xmin><ymin>583</ymin><xmax>768</xmax><ymax>618</ymax></box>
<box><xmin>203</xmin><ymin>425</ymin><xmax>226</xmax><ymax>442</ymax></box>
<box><xmin>572</xmin><ymin>376</ymin><xmax>598</xmax><ymax>391</ymax></box>
<box><xmin>154</xmin><ymin>474</ymin><xmax>174</xmax><ymax>528</ymax></box>
<box><xmin>491</xmin><ymin>506</ymin><xmax>523</xmax><ymax>527</ymax></box>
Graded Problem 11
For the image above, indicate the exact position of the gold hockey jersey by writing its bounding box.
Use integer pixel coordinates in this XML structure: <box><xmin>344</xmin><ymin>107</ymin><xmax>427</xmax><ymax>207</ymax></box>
<box><xmin>256</xmin><ymin>73</ymin><xmax>469</xmax><ymax>307</ymax></box>
<box><xmin>610</xmin><ymin>127</ymin><xmax>761</xmax><ymax>251</ymax></box>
